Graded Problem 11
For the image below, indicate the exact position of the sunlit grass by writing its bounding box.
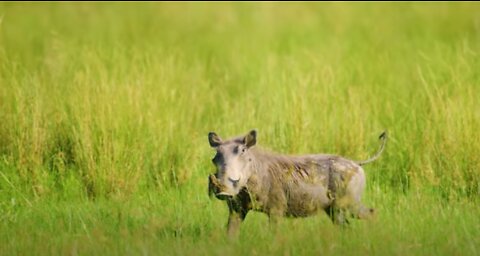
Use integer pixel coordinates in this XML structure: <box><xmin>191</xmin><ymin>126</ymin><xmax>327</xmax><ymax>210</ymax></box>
<box><xmin>0</xmin><ymin>2</ymin><xmax>479</xmax><ymax>255</ymax></box>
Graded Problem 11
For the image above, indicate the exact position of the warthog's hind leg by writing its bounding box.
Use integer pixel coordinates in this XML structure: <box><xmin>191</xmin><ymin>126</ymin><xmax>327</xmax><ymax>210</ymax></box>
<box><xmin>325</xmin><ymin>206</ymin><xmax>350</xmax><ymax>226</ymax></box>
<box><xmin>350</xmin><ymin>204</ymin><xmax>375</xmax><ymax>220</ymax></box>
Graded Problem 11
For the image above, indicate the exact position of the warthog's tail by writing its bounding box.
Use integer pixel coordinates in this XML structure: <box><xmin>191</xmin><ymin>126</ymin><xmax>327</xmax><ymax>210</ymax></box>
<box><xmin>356</xmin><ymin>131</ymin><xmax>387</xmax><ymax>166</ymax></box>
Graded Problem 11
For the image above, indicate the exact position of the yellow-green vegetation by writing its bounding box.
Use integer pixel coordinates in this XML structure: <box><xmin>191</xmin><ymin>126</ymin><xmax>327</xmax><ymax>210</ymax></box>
<box><xmin>0</xmin><ymin>2</ymin><xmax>479</xmax><ymax>255</ymax></box>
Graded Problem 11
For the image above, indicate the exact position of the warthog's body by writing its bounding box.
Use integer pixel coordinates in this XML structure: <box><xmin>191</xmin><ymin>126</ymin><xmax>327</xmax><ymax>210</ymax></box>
<box><xmin>208</xmin><ymin>130</ymin><xmax>386</xmax><ymax>235</ymax></box>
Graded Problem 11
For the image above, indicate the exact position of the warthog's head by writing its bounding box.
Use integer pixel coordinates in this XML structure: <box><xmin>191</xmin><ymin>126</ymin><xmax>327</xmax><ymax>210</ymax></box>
<box><xmin>208</xmin><ymin>130</ymin><xmax>257</xmax><ymax>200</ymax></box>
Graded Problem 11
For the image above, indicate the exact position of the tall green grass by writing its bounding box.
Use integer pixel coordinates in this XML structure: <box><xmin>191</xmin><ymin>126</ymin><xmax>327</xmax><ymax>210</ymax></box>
<box><xmin>1</xmin><ymin>2</ymin><xmax>479</xmax><ymax>255</ymax></box>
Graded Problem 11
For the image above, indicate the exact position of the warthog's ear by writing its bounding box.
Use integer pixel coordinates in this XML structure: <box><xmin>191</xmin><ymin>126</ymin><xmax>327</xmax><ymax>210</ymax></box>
<box><xmin>243</xmin><ymin>129</ymin><xmax>257</xmax><ymax>148</ymax></box>
<box><xmin>208</xmin><ymin>132</ymin><xmax>222</xmax><ymax>147</ymax></box>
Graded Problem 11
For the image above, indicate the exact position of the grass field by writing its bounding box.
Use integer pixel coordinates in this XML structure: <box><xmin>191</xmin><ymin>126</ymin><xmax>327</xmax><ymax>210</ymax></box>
<box><xmin>1</xmin><ymin>2</ymin><xmax>480</xmax><ymax>255</ymax></box>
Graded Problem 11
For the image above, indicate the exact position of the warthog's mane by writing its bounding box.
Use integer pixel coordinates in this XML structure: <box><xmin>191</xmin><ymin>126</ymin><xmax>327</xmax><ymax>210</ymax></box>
<box><xmin>248</xmin><ymin>147</ymin><xmax>335</xmax><ymax>185</ymax></box>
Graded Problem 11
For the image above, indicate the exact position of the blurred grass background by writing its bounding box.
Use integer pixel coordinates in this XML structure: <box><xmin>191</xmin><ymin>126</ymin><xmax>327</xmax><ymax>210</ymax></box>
<box><xmin>0</xmin><ymin>2</ymin><xmax>479</xmax><ymax>255</ymax></box>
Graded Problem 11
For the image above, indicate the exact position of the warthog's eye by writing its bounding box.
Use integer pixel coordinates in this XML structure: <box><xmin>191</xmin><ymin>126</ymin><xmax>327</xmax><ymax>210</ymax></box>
<box><xmin>234</xmin><ymin>146</ymin><xmax>246</xmax><ymax>155</ymax></box>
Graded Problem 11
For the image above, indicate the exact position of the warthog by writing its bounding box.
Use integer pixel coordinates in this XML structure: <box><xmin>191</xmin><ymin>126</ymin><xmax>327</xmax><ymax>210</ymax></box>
<box><xmin>208</xmin><ymin>129</ymin><xmax>387</xmax><ymax>235</ymax></box>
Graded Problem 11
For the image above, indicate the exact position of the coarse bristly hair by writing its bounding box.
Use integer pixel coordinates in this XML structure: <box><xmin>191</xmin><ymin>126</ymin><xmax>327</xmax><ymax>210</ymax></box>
<box><xmin>208</xmin><ymin>130</ymin><xmax>387</xmax><ymax>236</ymax></box>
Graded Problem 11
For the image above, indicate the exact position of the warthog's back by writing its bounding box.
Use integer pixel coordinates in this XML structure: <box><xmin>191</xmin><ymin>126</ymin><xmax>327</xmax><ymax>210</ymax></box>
<box><xmin>246</xmin><ymin>152</ymin><xmax>365</xmax><ymax>217</ymax></box>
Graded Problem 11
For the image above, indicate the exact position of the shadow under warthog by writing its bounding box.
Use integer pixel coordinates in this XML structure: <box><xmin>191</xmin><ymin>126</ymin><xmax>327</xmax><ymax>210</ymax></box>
<box><xmin>208</xmin><ymin>130</ymin><xmax>387</xmax><ymax>236</ymax></box>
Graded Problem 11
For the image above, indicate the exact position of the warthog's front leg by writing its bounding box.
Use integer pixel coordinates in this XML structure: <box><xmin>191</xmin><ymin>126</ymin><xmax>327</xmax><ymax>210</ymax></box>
<box><xmin>267</xmin><ymin>206</ymin><xmax>286</xmax><ymax>234</ymax></box>
<box><xmin>226</xmin><ymin>211</ymin><xmax>244</xmax><ymax>237</ymax></box>
<box><xmin>226</xmin><ymin>200</ymin><xmax>248</xmax><ymax>237</ymax></box>
<box><xmin>267</xmin><ymin>213</ymin><xmax>282</xmax><ymax>234</ymax></box>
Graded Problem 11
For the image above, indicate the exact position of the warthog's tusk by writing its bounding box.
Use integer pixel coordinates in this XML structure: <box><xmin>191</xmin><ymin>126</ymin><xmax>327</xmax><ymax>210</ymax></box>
<box><xmin>216</xmin><ymin>191</ymin><xmax>233</xmax><ymax>197</ymax></box>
